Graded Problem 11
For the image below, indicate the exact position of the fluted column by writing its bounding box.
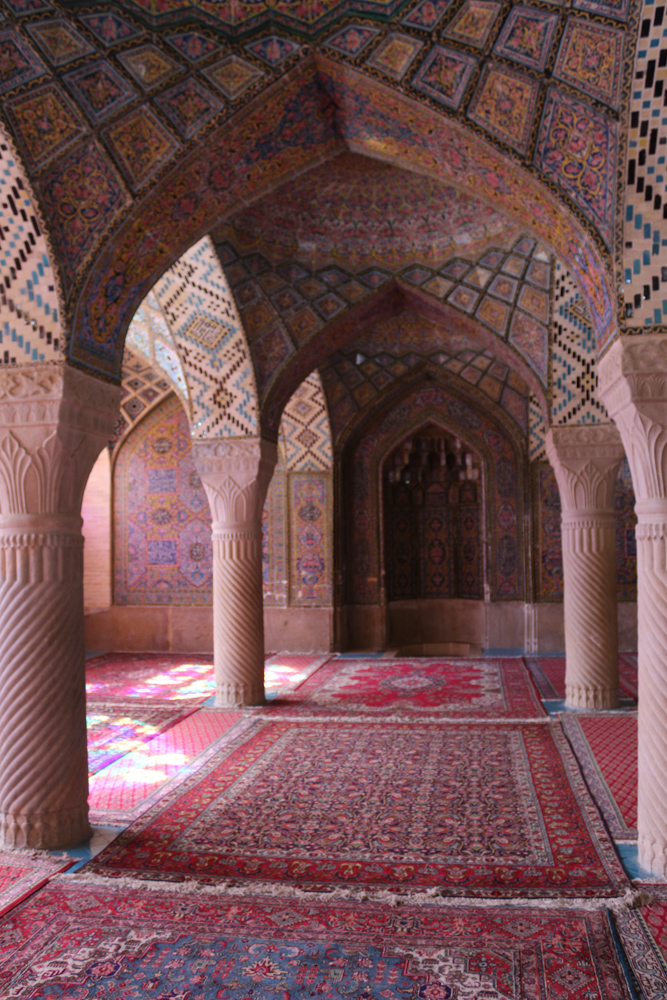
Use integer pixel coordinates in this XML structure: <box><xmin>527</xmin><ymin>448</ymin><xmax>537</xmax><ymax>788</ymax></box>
<box><xmin>546</xmin><ymin>425</ymin><xmax>625</xmax><ymax>710</ymax></box>
<box><xmin>599</xmin><ymin>333</ymin><xmax>667</xmax><ymax>877</ymax></box>
<box><xmin>0</xmin><ymin>364</ymin><xmax>119</xmax><ymax>849</ymax></box>
<box><xmin>192</xmin><ymin>438</ymin><xmax>276</xmax><ymax>707</ymax></box>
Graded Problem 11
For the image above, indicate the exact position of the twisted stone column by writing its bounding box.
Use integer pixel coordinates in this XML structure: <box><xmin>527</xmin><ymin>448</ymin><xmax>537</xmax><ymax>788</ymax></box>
<box><xmin>599</xmin><ymin>333</ymin><xmax>667</xmax><ymax>877</ymax></box>
<box><xmin>192</xmin><ymin>439</ymin><xmax>276</xmax><ymax>707</ymax></box>
<box><xmin>546</xmin><ymin>426</ymin><xmax>624</xmax><ymax>710</ymax></box>
<box><xmin>0</xmin><ymin>364</ymin><xmax>119</xmax><ymax>848</ymax></box>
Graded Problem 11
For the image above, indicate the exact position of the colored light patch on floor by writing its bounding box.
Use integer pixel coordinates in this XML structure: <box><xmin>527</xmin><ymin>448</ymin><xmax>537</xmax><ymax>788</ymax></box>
<box><xmin>525</xmin><ymin>656</ymin><xmax>638</xmax><ymax>702</ymax></box>
<box><xmin>87</xmin><ymin>719</ymin><xmax>628</xmax><ymax>896</ymax></box>
<box><xmin>0</xmin><ymin>882</ymin><xmax>633</xmax><ymax>1000</ymax></box>
<box><xmin>86</xmin><ymin>702</ymin><xmax>193</xmax><ymax>775</ymax></box>
<box><xmin>264</xmin><ymin>653</ymin><xmax>331</xmax><ymax>698</ymax></box>
<box><xmin>85</xmin><ymin>653</ymin><xmax>215</xmax><ymax>702</ymax></box>
<box><xmin>270</xmin><ymin>657</ymin><xmax>545</xmax><ymax>717</ymax></box>
<box><xmin>560</xmin><ymin>712</ymin><xmax>637</xmax><ymax>840</ymax></box>
<box><xmin>88</xmin><ymin>709</ymin><xmax>248</xmax><ymax>826</ymax></box>
<box><xmin>0</xmin><ymin>853</ymin><xmax>72</xmax><ymax>921</ymax></box>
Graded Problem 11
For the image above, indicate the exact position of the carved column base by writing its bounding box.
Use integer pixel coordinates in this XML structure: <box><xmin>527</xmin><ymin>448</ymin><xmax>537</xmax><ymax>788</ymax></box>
<box><xmin>1</xmin><ymin>802</ymin><xmax>91</xmax><ymax>850</ymax></box>
<box><xmin>565</xmin><ymin>684</ymin><xmax>618</xmax><ymax>710</ymax></box>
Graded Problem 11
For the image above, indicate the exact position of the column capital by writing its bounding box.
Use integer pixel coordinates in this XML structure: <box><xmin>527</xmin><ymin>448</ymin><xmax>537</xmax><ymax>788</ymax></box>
<box><xmin>0</xmin><ymin>362</ymin><xmax>120</xmax><ymax>517</ymax></box>
<box><xmin>191</xmin><ymin>437</ymin><xmax>277</xmax><ymax>527</ymax></box>
<box><xmin>545</xmin><ymin>423</ymin><xmax>624</xmax><ymax>512</ymax></box>
<box><xmin>598</xmin><ymin>334</ymin><xmax>667</xmax><ymax>502</ymax></box>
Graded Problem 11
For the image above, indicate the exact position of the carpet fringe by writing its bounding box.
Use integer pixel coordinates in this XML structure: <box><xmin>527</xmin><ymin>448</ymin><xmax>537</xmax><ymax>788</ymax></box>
<box><xmin>53</xmin><ymin>872</ymin><xmax>647</xmax><ymax>911</ymax></box>
<box><xmin>1</xmin><ymin>846</ymin><xmax>71</xmax><ymax>863</ymax></box>
<box><xmin>250</xmin><ymin>714</ymin><xmax>553</xmax><ymax>724</ymax></box>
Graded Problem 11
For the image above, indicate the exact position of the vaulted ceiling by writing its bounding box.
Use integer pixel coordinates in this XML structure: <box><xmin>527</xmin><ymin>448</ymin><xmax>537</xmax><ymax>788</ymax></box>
<box><xmin>0</xmin><ymin>0</ymin><xmax>641</xmax><ymax>390</ymax></box>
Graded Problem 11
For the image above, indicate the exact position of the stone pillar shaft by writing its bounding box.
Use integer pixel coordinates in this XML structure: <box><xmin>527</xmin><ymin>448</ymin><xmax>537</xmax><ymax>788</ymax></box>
<box><xmin>546</xmin><ymin>425</ymin><xmax>624</xmax><ymax>710</ymax></box>
<box><xmin>0</xmin><ymin>364</ymin><xmax>119</xmax><ymax>849</ymax></box>
<box><xmin>599</xmin><ymin>334</ymin><xmax>667</xmax><ymax>877</ymax></box>
<box><xmin>193</xmin><ymin>438</ymin><xmax>276</xmax><ymax>707</ymax></box>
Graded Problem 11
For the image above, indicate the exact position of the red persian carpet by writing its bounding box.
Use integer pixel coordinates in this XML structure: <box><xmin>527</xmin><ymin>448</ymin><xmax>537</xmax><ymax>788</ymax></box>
<box><xmin>560</xmin><ymin>713</ymin><xmax>637</xmax><ymax>840</ymax></box>
<box><xmin>86</xmin><ymin>653</ymin><xmax>215</xmax><ymax>703</ymax></box>
<box><xmin>525</xmin><ymin>657</ymin><xmax>638</xmax><ymax>702</ymax></box>
<box><xmin>614</xmin><ymin>885</ymin><xmax>667</xmax><ymax>999</ymax></box>
<box><xmin>86</xmin><ymin>719</ymin><xmax>628</xmax><ymax>896</ymax></box>
<box><xmin>0</xmin><ymin>852</ymin><xmax>71</xmax><ymax>920</ymax></box>
<box><xmin>88</xmin><ymin>709</ymin><xmax>247</xmax><ymax>826</ymax></box>
<box><xmin>270</xmin><ymin>657</ymin><xmax>545</xmax><ymax>718</ymax></box>
<box><xmin>0</xmin><ymin>881</ymin><xmax>634</xmax><ymax>999</ymax></box>
<box><xmin>86</xmin><ymin>702</ymin><xmax>194</xmax><ymax>775</ymax></box>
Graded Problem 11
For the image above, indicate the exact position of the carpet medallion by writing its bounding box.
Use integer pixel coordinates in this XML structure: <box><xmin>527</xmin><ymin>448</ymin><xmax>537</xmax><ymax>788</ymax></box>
<box><xmin>86</xmin><ymin>702</ymin><xmax>193</xmax><ymax>775</ymax></box>
<box><xmin>560</xmin><ymin>713</ymin><xmax>637</xmax><ymax>840</ymax></box>
<box><xmin>271</xmin><ymin>657</ymin><xmax>545</xmax><ymax>717</ymax></box>
<box><xmin>0</xmin><ymin>882</ymin><xmax>633</xmax><ymax>999</ymax></box>
<box><xmin>86</xmin><ymin>720</ymin><xmax>627</xmax><ymax>896</ymax></box>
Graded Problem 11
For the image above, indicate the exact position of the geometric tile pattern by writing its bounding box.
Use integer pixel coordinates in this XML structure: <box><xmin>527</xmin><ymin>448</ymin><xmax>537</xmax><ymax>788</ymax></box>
<box><xmin>622</xmin><ymin>3</ymin><xmax>667</xmax><ymax>328</ymax></box>
<box><xmin>494</xmin><ymin>6</ymin><xmax>559</xmax><ymax>71</ymax></box>
<box><xmin>280</xmin><ymin>370</ymin><xmax>333</xmax><ymax>471</ymax></box>
<box><xmin>202</xmin><ymin>55</ymin><xmax>263</xmax><ymax>100</ymax></box>
<box><xmin>103</xmin><ymin>107</ymin><xmax>179</xmax><ymax>191</ymax></box>
<box><xmin>468</xmin><ymin>63</ymin><xmax>540</xmax><ymax>155</ymax></box>
<box><xmin>551</xmin><ymin>262</ymin><xmax>608</xmax><ymax>426</ymax></box>
<box><xmin>78</xmin><ymin>11</ymin><xmax>142</xmax><ymax>47</ymax></box>
<box><xmin>0</xmin><ymin>142</ymin><xmax>63</xmax><ymax>364</ymax></box>
<box><xmin>411</xmin><ymin>45</ymin><xmax>476</xmax><ymax>110</ymax></box>
<box><xmin>444</xmin><ymin>1</ymin><xmax>501</xmax><ymax>49</ymax></box>
<box><xmin>365</xmin><ymin>33</ymin><xmax>423</xmax><ymax>81</ymax></box>
<box><xmin>63</xmin><ymin>60</ymin><xmax>137</xmax><ymax>124</ymax></box>
<box><xmin>117</xmin><ymin>44</ymin><xmax>181</xmax><ymax>91</ymax></box>
<box><xmin>529</xmin><ymin>393</ymin><xmax>547</xmax><ymax>461</ymax></box>
<box><xmin>125</xmin><ymin>292</ymin><xmax>190</xmax><ymax>410</ymax></box>
<box><xmin>0</xmin><ymin>29</ymin><xmax>46</xmax><ymax>96</ymax></box>
<box><xmin>4</xmin><ymin>83</ymin><xmax>87</xmax><ymax>172</ymax></box>
<box><xmin>26</xmin><ymin>18</ymin><xmax>95</xmax><ymax>66</ymax></box>
<box><xmin>155</xmin><ymin>77</ymin><xmax>222</xmax><ymax>138</ymax></box>
<box><xmin>111</xmin><ymin>345</ymin><xmax>176</xmax><ymax>451</ymax></box>
<box><xmin>554</xmin><ymin>18</ymin><xmax>624</xmax><ymax>110</ymax></box>
<box><xmin>319</xmin><ymin>313</ymin><xmax>532</xmax><ymax>440</ymax></box>
<box><xmin>152</xmin><ymin>236</ymin><xmax>258</xmax><ymax>437</ymax></box>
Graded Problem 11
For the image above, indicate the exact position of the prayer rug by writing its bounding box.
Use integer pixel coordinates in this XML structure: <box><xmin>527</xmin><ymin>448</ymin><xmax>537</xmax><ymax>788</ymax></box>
<box><xmin>561</xmin><ymin>713</ymin><xmax>637</xmax><ymax>840</ymax></box>
<box><xmin>85</xmin><ymin>653</ymin><xmax>215</xmax><ymax>703</ymax></box>
<box><xmin>614</xmin><ymin>885</ymin><xmax>667</xmax><ymax>999</ymax></box>
<box><xmin>86</xmin><ymin>719</ymin><xmax>628</xmax><ymax>896</ymax></box>
<box><xmin>86</xmin><ymin>702</ymin><xmax>193</xmax><ymax>775</ymax></box>
<box><xmin>269</xmin><ymin>656</ymin><xmax>545</xmax><ymax>718</ymax></box>
<box><xmin>0</xmin><ymin>851</ymin><xmax>71</xmax><ymax>920</ymax></box>
<box><xmin>0</xmin><ymin>881</ymin><xmax>633</xmax><ymax>1000</ymax></box>
<box><xmin>526</xmin><ymin>656</ymin><xmax>638</xmax><ymax>702</ymax></box>
<box><xmin>88</xmin><ymin>709</ymin><xmax>249</xmax><ymax>826</ymax></box>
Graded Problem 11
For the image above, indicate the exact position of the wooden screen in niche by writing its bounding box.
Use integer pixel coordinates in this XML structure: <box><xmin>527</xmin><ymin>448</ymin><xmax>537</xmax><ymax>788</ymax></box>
<box><xmin>383</xmin><ymin>425</ymin><xmax>483</xmax><ymax>601</ymax></box>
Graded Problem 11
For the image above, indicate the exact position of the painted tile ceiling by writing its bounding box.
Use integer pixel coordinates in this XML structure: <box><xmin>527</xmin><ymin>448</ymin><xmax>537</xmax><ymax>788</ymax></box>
<box><xmin>0</xmin><ymin>0</ymin><xmax>643</xmax><ymax>383</ymax></box>
<box><xmin>221</xmin><ymin>152</ymin><xmax>520</xmax><ymax>271</ymax></box>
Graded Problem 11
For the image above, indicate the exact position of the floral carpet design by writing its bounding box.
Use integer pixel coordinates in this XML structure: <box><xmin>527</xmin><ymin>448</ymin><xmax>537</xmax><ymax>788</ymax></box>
<box><xmin>0</xmin><ymin>882</ymin><xmax>634</xmax><ymax>999</ymax></box>
<box><xmin>560</xmin><ymin>713</ymin><xmax>637</xmax><ymax>840</ymax></box>
<box><xmin>87</xmin><ymin>719</ymin><xmax>628</xmax><ymax>896</ymax></box>
<box><xmin>614</xmin><ymin>885</ymin><xmax>667</xmax><ymax>999</ymax></box>
<box><xmin>272</xmin><ymin>657</ymin><xmax>545</xmax><ymax>717</ymax></box>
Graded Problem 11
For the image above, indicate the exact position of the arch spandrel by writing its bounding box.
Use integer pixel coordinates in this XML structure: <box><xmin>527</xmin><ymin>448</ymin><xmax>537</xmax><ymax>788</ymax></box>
<box><xmin>65</xmin><ymin>60</ymin><xmax>617</xmax><ymax>379</ymax></box>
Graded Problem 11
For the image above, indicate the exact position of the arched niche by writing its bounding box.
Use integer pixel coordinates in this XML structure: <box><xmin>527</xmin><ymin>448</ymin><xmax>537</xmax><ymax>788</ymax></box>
<box><xmin>337</xmin><ymin>376</ymin><xmax>526</xmax><ymax>652</ymax></box>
